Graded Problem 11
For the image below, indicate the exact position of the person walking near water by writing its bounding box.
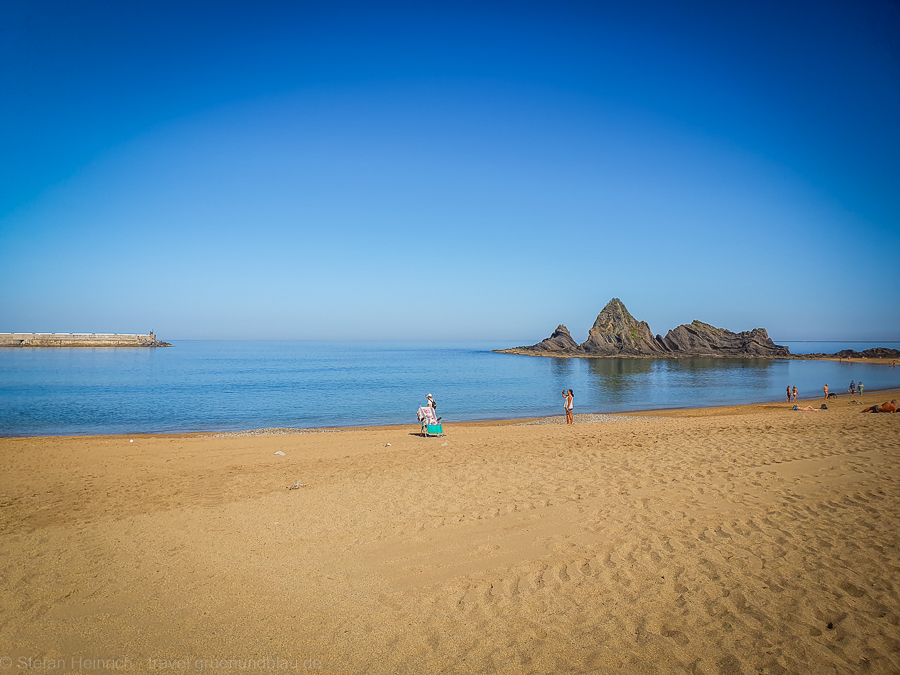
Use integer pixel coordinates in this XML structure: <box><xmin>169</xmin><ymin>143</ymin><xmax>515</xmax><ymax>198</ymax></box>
<box><xmin>858</xmin><ymin>382</ymin><xmax>864</xmax><ymax>396</ymax></box>
<box><xmin>792</xmin><ymin>386</ymin><xmax>798</xmax><ymax>402</ymax></box>
<box><xmin>823</xmin><ymin>384</ymin><xmax>829</xmax><ymax>399</ymax></box>
<box><xmin>562</xmin><ymin>389</ymin><xmax>574</xmax><ymax>424</ymax></box>
<box><xmin>786</xmin><ymin>386</ymin><xmax>791</xmax><ymax>402</ymax></box>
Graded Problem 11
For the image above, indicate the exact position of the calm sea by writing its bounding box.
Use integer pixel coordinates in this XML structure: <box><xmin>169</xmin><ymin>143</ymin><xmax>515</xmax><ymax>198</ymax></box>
<box><xmin>1</xmin><ymin>340</ymin><xmax>899</xmax><ymax>437</ymax></box>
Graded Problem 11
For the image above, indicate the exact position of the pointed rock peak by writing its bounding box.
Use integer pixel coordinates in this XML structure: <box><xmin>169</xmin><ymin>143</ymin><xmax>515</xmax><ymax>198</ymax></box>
<box><xmin>582</xmin><ymin>298</ymin><xmax>666</xmax><ymax>355</ymax></box>
<box><xmin>592</xmin><ymin>298</ymin><xmax>637</xmax><ymax>327</ymax></box>
<box><xmin>605</xmin><ymin>298</ymin><xmax>630</xmax><ymax>313</ymax></box>
<box><xmin>551</xmin><ymin>324</ymin><xmax>572</xmax><ymax>337</ymax></box>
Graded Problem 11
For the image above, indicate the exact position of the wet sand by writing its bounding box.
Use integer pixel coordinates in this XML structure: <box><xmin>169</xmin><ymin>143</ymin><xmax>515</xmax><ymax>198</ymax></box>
<box><xmin>2</xmin><ymin>391</ymin><xmax>899</xmax><ymax>673</ymax></box>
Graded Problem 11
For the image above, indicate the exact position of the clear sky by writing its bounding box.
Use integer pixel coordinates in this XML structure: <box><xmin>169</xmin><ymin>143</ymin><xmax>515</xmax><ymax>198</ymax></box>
<box><xmin>2</xmin><ymin>1</ymin><xmax>898</xmax><ymax>342</ymax></box>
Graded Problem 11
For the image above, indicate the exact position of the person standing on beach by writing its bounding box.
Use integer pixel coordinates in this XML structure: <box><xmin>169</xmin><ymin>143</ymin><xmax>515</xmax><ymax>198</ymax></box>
<box><xmin>823</xmin><ymin>384</ymin><xmax>829</xmax><ymax>399</ymax></box>
<box><xmin>858</xmin><ymin>382</ymin><xmax>864</xmax><ymax>396</ymax></box>
<box><xmin>562</xmin><ymin>389</ymin><xmax>574</xmax><ymax>424</ymax></box>
<box><xmin>786</xmin><ymin>386</ymin><xmax>792</xmax><ymax>402</ymax></box>
<box><xmin>792</xmin><ymin>386</ymin><xmax>798</xmax><ymax>402</ymax></box>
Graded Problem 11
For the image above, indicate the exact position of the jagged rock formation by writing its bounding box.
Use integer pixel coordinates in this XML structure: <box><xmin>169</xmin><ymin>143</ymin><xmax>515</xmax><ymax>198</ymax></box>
<box><xmin>658</xmin><ymin>321</ymin><xmax>789</xmax><ymax>357</ymax></box>
<box><xmin>496</xmin><ymin>298</ymin><xmax>790</xmax><ymax>358</ymax></box>
<box><xmin>518</xmin><ymin>325</ymin><xmax>581</xmax><ymax>353</ymax></box>
<box><xmin>580</xmin><ymin>298</ymin><xmax>667</xmax><ymax>356</ymax></box>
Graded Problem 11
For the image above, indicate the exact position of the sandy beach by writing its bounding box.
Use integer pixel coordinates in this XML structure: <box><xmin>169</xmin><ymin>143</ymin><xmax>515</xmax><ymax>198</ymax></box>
<box><xmin>2</xmin><ymin>392</ymin><xmax>899</xmax><ymax>674</ymax></box>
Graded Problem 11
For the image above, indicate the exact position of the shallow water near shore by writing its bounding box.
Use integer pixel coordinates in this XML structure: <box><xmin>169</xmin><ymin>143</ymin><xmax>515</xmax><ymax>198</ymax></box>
<box><xmin>1</xmin><ymin>340</ymin><xmax>899</xmax><ymax>436</ymax></box>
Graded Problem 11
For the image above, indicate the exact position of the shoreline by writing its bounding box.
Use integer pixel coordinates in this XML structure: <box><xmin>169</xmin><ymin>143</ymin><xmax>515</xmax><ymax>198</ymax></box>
<box><xmin>4</xmin><ymin>387</ymin><xmax>898</xmax><ymax>440</ymax></box>
<box><xmin>2</xmin><ymin>386</ymin><xmax>898</xmax><ymax>672</ymax></box>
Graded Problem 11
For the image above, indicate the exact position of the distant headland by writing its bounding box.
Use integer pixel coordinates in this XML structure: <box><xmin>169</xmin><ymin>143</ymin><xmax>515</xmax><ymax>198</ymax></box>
<box><xmin>0</xmin><ymin>332</ymin><xmax>171</xmax><ymax>348</ymax></box>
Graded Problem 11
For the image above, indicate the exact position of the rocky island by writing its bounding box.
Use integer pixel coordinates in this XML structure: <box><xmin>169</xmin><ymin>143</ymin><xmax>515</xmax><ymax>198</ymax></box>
<box><xmin>496</xmin><ymin>298</ymin><xmax>790</xmax><ymax>358</ymax></box>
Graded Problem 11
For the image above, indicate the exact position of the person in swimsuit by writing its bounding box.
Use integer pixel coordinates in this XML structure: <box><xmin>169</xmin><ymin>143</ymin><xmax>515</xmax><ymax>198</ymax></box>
<box><xmin>861</xmin><ymin>400</ymin><xmax>897</xmax><ymax>413</ymax></box>
<box><xmin>562</xmin><ymin>389</ymin><xmax>574</xmax><ymax>424</ymax></box>
<box><xmin>792</xmin><ymin>386</ymin><xmax>798</xmax><ymax>401</ymax></box>
<box><xmin>823</xmin><ymin>384</ymin><xmax>829</xmax><ymax>399</ymax></box>
<box><xmin>858</xmin><ymin>382</ymin><xmax>864</xmax><ymax>395</ymax></box>
<box><xmin>786</xmin><ymin>386</ymin><xmax>791</xmax><ymax>402</ymax></box>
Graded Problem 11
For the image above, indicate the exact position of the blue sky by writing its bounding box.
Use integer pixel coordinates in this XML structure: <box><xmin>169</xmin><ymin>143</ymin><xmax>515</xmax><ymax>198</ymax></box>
<box><xmin>2</xmin><ymin>1</ymin><xmax>898</xmax><ymax>342</ymax></box>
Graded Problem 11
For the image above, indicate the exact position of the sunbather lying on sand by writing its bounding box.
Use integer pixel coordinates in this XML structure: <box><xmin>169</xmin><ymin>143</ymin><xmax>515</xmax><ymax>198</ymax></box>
<box><xmin>792</xmin><ymin>405</ymin><xmax>818</xmax><ymax>411</ymax></box>
<box><xmin>860</xmin><ymin>400</ymin><xmax>898</xmax><ymax>413</ymax></box>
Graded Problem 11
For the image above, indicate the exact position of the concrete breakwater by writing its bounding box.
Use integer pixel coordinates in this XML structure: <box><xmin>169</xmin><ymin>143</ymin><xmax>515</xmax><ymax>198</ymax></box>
<box><xmin>0</xmin><ymin>332</ymin><xmax>171</xmax><ymax>347</ymax></box>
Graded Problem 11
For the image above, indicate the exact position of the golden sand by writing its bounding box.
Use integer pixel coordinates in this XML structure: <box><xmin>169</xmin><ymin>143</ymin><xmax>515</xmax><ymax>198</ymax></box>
<box><xmin>2</xmin><ymin>392</ymin><xmax>899</xmax><ymax>673</ymax></box>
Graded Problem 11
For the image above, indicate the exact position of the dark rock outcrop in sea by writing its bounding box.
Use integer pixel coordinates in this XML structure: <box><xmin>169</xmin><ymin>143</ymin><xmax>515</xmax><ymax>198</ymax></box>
<box><xmin>579</xmin><ymin>298</ymin><xmax>667</xmax><ymax>356</ymax></box>
<box><xmin>802</xmin><ymin>347</ymin><xmax>900</xmax><ymax>360</ymax></box>
<box><xmin>496</xmin><ymin>298</ymin><xmax>790</xmax><ymax>359</ymax></box>
<box><xmin>658</xmin><ymin>321</ymin><xmax>788</xmax><ymax>357</ymax></box>
<box><xmin>519</xmin><ymin>325</ymin><xmax>581</xmax><ymax>353</ymax></box>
